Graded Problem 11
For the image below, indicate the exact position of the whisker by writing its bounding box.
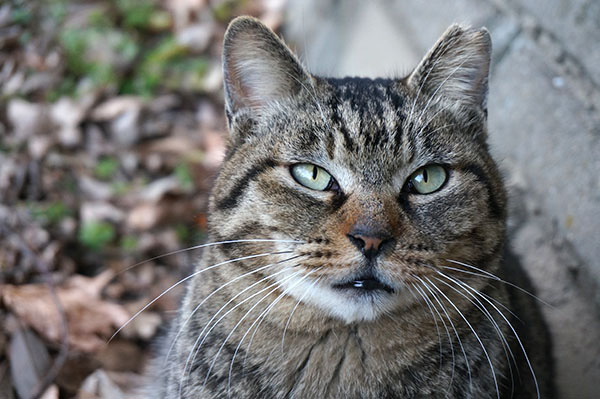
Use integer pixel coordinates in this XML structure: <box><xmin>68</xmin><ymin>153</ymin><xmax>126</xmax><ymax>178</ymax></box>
<box><xmin>434</xmin><ymin>275</ymin><xmax>517</xmax><ymax>394</ymax></box>
<box><xmin>179</xmin><ymin>267</ymin><xmax>301</xmax><ymax>397</ymax></box>
<box><xmin>413</xmin><ymin>275</ymin><xmax>472</xmax><ymax>394</ymax></box>
<box><xmin>444</xmin><ymin>259</ymin><xmax>553</xmax><ymax>307</ymax></box>
<box><xmin>439</xmin><ymin>273</ymin><xmax>541</xmax><ymax>399</ymax></box>
<box><xmin>422</xmin><ymin>263</ymin><xmax>522</xmax><ymax>325</ymax></box>
<box><xmin>423</xmin><ymin>276</ymin><xmax>500</xmax><ymax>399</ymax></box>
<box><xmin>118</xmin><ymin>239</ymin><xmax>303</xmax><ymax>274</ymax></box>
<box><xmin>164</xmin><ymin>254</ymin><xmax>304</xmax><ymax>365</ymax></box>
<box><xmin>411</xmin><ymin>281</ymin><xmax>456</xmax><ymax>393</ymax></box>
<box><xmin>201</xmin><ymin>270</ymin><xmax>305</xmax><ymax>386</ymax></box>
<box><xmin>280</xmin><ymin>276</ymin><xmax>322</xmax><ymax>352</ymax></box>
<box><xmin>409</xmin><ymin>284</ymin><xmax>447</xmax><ymax>381</ymax></box>
<box><xmin>228</xmin><ymin>268</ymin><xmax>322</xmax><ymax>394</ymax></box>
<box><xmin>110</xmin><ymin>250</ymin><xmax>292</xmax><ymax>342</ymax></box>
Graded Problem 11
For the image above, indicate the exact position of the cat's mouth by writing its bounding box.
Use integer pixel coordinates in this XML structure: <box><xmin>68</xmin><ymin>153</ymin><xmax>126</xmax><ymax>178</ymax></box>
<box><xmin>332</xmin><ymin>274</ymin><xmax>394</xmax><ymax>294</ymax></box>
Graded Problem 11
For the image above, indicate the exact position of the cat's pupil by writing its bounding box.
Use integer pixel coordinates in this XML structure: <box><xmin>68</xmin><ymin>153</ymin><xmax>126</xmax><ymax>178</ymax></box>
<box><xmin>422</xmin><ymin>169</ymin><xmax>429</xmax><ymax>183</ymax></box>
<box><xmin>312</xmin><ymin>166</ymin><xmax>318</xmax><ymax>180</ymax></box>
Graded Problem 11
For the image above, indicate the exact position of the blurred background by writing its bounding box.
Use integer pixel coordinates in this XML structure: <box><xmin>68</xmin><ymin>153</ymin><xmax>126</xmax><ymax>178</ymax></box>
<box><xmin>0</xmin><ymin>0</ymin><xmax>598</xmax><ymax>398</ymax></box>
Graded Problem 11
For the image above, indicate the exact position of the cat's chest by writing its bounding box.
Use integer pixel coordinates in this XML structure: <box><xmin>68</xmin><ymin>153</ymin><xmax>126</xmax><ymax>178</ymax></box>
<box><xmin>246</xmin><ymin>327</ymin><xmax>426</xmax><ymax>399</ymax></box>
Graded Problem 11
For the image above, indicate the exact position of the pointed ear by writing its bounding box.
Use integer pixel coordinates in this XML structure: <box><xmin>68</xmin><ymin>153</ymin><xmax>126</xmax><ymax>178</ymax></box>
<box><xmin>222</xmin><ymin>16</ymin><xmax>311</xmax><ymax>122</ymax></box>
<box><xmin>407</xmin><ymin>24</ymin><xmax>491</xmax><ymax>111</ymax></box>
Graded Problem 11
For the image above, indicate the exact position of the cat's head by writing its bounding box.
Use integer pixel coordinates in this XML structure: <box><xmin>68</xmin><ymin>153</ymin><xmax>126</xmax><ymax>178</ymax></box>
<box><xmin>210</xmin><ymin>16</ymin><xmax>506</xmax><ymax>323</ymax></box>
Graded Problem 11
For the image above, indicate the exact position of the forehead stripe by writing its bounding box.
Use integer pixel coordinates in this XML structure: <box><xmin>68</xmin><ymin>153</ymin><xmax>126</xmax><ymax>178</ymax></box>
<box><xmin>216</xmin><ymin>159</ymin><xmax>276</xmax><ymax>210</ymax></box>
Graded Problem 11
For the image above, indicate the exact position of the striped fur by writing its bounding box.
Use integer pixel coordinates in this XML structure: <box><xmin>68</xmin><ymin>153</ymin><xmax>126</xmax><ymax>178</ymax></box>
<box><xmin>150</xmin><ymin>17</ymin><xmax>554</xmax><ymax>398</ymax></box>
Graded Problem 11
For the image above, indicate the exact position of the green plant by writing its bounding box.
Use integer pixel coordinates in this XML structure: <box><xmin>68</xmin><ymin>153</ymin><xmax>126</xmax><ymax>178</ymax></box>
<box><xmin>117</xmin><ymin>0</ymin><xmax>157</xmax><ymax>29</ymax></box>
<box><xmin>30</xmin><ymin>202</ymin><xmax>70</xmax><ymax>225</ymax></box>
<box><xmin>79</xmin><ymin>221</ymin><xmax>116</xmax><ymax>250</ymax></box>
<box><xmin>120</xmin><ymin>235</ymin><xmax>138</xmax><ymax>252</ymax></box>
<box><xmin>95</xmin><ymin>157</ymin><xmax>120</xmax><ymax>180</ymax></box>
<box><xmin>174</xmin><ymin>162</ymin><xmax>194</xmax><ymax>190</ymax></box>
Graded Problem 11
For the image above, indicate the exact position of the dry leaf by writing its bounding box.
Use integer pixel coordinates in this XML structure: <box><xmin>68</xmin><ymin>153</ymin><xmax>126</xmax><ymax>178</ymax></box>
<box><xmin>77</xmin><ymin>369</ymin><xmax>124</xmax><ymax>399</ymax></box>
<box><xmin>9</xmin><ymin>327</ymin><xmax>50</xmax><ymax>399</ymax></box>
<box><xmin>39</xmin><ymin>385</ymin><xmax>59</xmax><ymax>399</ymax></box>
<box><xmin>1</xmin><ymin>271</ymin><xmax>130</xmax><ymax>352</ymax></box>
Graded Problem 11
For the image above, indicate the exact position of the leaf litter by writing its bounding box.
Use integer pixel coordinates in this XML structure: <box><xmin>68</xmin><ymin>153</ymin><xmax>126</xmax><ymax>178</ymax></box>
<box><xmin>0</xmin><ymin>0</ymin><xmax>286</xmax><ymax>397</ymax></box>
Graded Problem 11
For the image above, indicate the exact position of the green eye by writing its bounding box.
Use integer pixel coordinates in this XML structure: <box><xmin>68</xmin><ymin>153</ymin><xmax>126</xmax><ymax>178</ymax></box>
<box><xmin>407</xmin><ymin>165</ymin><xmax>448</xmax><ymax>194</ymax></box>
<box><xmin>290</xmin><ymin>164</ymin><xmax>333</xmax><ymax>191</ymax></box>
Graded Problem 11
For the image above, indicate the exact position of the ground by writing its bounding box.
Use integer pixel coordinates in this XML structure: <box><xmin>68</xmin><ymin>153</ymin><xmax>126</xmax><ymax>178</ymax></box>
<box><xmin>0</xmin><ymin>1</ymin><xmax>284</xmax><ymax>397</ymax></box>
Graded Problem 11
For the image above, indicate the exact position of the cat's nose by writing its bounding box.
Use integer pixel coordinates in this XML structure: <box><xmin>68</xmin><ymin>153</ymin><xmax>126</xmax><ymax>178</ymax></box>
<box><xmin>347</xmin><ymin>232</ymin><xmax>394</xmax><ymax>260</ymax></box>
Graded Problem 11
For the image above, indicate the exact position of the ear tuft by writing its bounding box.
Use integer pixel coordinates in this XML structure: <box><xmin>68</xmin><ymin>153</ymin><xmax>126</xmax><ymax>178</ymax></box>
<box><xmin>408</xmin><ymin>24</ymin><xmax>491</xmax><ymax>110</ymax></box>
<box><xmin>223</xmin><ymin>16</ymin><xmax>311</xmax><ymax>120</ymax></box>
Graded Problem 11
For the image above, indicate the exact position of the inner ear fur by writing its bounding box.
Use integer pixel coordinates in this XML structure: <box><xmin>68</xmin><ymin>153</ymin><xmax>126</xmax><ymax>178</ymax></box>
<box><xmin>222</xmin><ymin>16</ymin><xmax>312</xmax><ymax>120</ymax></box>
<box><xmin>407</xmin><ymin>24</ymin><xmax>492</xmax><ymax>111</ymax></box>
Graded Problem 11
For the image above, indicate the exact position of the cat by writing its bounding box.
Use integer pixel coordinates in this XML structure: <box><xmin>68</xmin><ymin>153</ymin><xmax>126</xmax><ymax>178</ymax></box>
<box><xmin>148</xmin><ymin>16</ymin><xmax>555</xmax><ymax>398</ymax></box>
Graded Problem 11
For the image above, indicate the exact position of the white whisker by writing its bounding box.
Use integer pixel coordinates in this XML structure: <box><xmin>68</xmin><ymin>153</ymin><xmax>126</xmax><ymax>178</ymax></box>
<box><xmin>110</xmin><ymin>250</ymin><xmax>291</xmax><ymax>342</ymax></box>
<box><xmin>423</xmin><ymin>276</ymin><xmax>500</xmax><ymax>399</ymax></box>
<box><xmin>164</xmin><ymin>254</ymin><xmax>304</xmax><ymax>364</ymax></box>
<box><xmin>179</xmin><ymin>268</ymin><xmax>301</xmax><ymax>397</ymax></box>
<box><xmin>281</xmin><ymin>276</ymin><xmax>322</xmax><ymax>352</ymax></box>
<box><xmin>434</xmin><ymin>274</ymin><xmax>517</xmax><ymax>393</ymax></box>
<box><xmin>227</xmin><ymin>268</ymin><xmax>322</xmax><ymax>394</ymax></box>
<box><xmin>413</xmin><ymin>275</ymin><xmax>472</xmax><ymax>393</ymax></box>
<box><xmin>411</xmin><ymin>281</ymin><xmax>456</xmax><ymax>393</ymax></box>
<box><xmin>438</xmin><ymin>273</ymin><xmax>541</xmax><ymax>399</ymax></box>
<box><xmin>202</xmin><ymin>270</ymin><xmax>305</xmax><ymax>386</ymax></box>
<box><xmin>409</xmin><ymin>284</ymin><xmax>448</xmax><ymax>381</ymax></box>
<box><xmin>444</xmin><ymin>259</ymin><xmax>552</xmax><ymax>307</ymax></box>
<box><xmin>118</xmin><ymin>239</ymin><xmax>303</xmax><ymax>274</ymax></box>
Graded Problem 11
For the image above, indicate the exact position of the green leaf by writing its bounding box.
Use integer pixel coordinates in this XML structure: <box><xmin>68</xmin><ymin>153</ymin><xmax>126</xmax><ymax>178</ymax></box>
<box><xmin>30</xmin><ymin>202</ymin><xmax>70</xmax><ymax>225</ymax></box>
<box><xmin>116</xmin><ymin>0</ymin><xmax>159</xmax><ymax>29</ymax></box>
<box><xmin>120</xmin><ymin>235</ymin><xmax>138</xmax><ymax>252</ymax></box>
<box><xmin>95</xmin><ymin>157</ymin><xmax>120</xmax><ymax>180</ymax></box>
<box><xmin>79</xmin><ymin>221</ymin><xmax>116</xmax><ymax>250</ymax></box>
<box><xmin>175</xmin><ymin>162</ymin><xmax>194</xmax><ymax>190</ymax></box>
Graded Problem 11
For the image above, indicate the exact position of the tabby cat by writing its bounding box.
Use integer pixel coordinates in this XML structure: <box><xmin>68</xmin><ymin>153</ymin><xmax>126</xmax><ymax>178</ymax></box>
<box><xmin>150</xmin><ymin>16</ymin><xmax>554</xmax><ymax>398</ymax></box>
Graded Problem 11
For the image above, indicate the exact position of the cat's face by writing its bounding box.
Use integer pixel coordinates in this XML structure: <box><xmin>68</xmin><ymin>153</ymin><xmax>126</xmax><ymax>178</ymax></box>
<box><xmin>210</xmin><ymin>17</ymin><xmax>506</xmax><ymax>323</ymax></box>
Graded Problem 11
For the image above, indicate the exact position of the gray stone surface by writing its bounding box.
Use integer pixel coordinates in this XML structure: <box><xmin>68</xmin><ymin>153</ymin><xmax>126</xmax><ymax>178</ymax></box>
<box><xmin>489</xmin><ymin>34</ymin><xmax>600</xmax><ymax>305</ymax></box>
<box><xmin>502</xmin><ymin>0</ymin><xmax>600</xmax><ymax>85</ymax></box>
<box><xmin>285</xmin><ymin>1</ymin><xmax>600</xmax><ymax>397</ymax></box>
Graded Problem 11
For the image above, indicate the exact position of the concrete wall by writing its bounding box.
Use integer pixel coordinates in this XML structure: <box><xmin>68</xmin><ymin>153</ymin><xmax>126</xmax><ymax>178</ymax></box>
<box><xmin>284</xmin><ymin>1</ymin><xmax>600</xmax><ymax>397</ymax></box>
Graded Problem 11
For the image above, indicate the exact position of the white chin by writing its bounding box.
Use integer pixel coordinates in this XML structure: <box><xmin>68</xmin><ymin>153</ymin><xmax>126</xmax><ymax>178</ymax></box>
<box><xmin>279</xmin><ymin>274</ymin><xmax>399</xmax><ymax>324</ymax></box>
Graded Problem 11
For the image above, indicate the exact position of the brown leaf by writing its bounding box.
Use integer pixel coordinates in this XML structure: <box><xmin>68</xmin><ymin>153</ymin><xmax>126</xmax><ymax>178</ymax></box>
<box><xmin>1</xmin><ymin>271</ymin><xmax>130</xmax><ymax>352</ymax></box>
<box><xmin>77</xmin><ymin>369</ymin><xmax>124</xmax><ymax>399</ymax></box>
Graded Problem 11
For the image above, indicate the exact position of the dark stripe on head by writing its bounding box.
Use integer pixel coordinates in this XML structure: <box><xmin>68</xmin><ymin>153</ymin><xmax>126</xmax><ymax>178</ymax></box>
<box><xmin>327</xmin><ymin>94</ymin><xmax>356</xmax><ymax>153</ymax></box>
<box><xmin>216</xmin><ymin>159</ymin><xmax>276</xmax><ymax>210</ymax></box>
<box><xmin>458</xmin><ymin>163</ymin><xmax>503</xmax><ymax>219</ymax></box>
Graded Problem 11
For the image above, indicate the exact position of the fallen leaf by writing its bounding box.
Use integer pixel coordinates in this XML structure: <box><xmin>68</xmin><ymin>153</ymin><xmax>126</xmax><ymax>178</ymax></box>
<box><xmin>40</xmin><ymin>385</ymin><xmax>59</xmax><ymax>399</ymax></box>
<box><xmin>9</xmin><ymin>327</ymin><xmax>50</xmax><ymax>399</ymax></box>
<box><xmin>6</xmin><ymin>99</ymin><xmax>47</xmax><ymax>144</ymax></box>
<box><xmin>1</xmin><ymin>271</ymin><xmax>130</xmax><ymax>352</ymax></box>
<box><xmin>77</xmin><ymin>369</ymin><xmax>124</xmax><ymax>399</ymax></box>
<box><xmin>91</xmin><ymin>97</ymin><xmax>143</xmax><ymax>122</ymax></box>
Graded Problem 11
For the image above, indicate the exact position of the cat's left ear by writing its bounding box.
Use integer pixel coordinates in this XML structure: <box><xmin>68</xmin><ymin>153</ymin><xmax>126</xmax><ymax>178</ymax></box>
<box><xmin>407</xmin><ymin>24</ymin><xmax>491</xmax><ymax>111</ymax></box>
<box><xmin>222</xmin><ymin>16</ymin><xmax>312</xmax><ymax>123</ymax></box>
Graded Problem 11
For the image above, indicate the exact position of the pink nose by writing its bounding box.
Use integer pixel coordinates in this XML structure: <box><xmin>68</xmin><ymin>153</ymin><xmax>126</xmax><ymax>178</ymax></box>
<box><xmin>346</xmin><ymin>232</ymin><xmax>393</xmax><ymax>260</ymax></box>
<box><xmin>354</xmin><ymin>235</ymin><xmax>384</xmax><ymax>252</ymax></box>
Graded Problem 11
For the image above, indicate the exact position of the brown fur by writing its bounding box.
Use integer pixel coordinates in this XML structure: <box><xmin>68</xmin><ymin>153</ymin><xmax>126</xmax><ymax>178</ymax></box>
<box><xmin>149</xmin><ymin>17</ymin><xmax>554</xmax><ymax>398</ymax></box>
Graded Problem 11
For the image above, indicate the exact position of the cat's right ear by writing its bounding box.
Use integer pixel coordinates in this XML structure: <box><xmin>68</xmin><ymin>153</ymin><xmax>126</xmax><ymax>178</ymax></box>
<box><xmin>222</xmin><ymin>16</ymin><xmax>311</xmax><ymax>127</ymax></box>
